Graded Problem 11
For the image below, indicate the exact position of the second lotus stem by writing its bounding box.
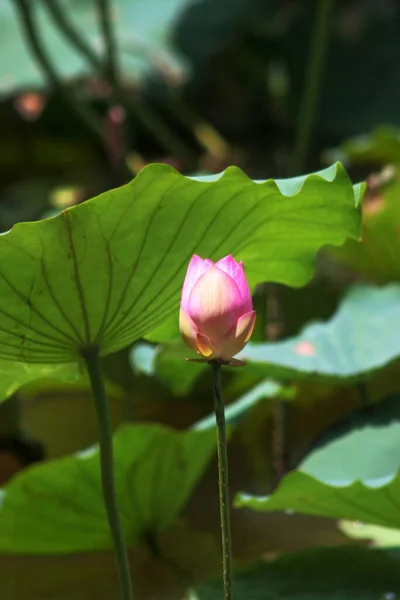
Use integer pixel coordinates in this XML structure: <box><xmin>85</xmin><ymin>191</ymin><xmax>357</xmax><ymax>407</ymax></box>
<box><xmin>210</xmin><ymin>359</ymin><xmax>233</xmax><ymax>600</ymax></box>
<box><xmin>83</xmin><ymin>346</ymin><xmax>133</xmax><ymax>600</ymax></box>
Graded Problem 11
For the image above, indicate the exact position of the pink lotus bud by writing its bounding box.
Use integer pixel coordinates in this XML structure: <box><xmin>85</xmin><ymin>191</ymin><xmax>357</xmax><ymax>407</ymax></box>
<box><xmin>179</xmin><ymin>254</ymin><xmax>256</xmax><ymax>360</ymax></box>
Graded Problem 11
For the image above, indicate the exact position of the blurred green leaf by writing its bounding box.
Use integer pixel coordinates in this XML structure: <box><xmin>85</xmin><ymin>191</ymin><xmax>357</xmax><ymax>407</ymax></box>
<box><xmin>194</xmin><ymin>546</ymin><xmax>400</xmax><ymax>599</ymax></box>
<box><xmin>327</xmin><ymin>126</ymin><xmax>400</xmax><ymax>166</ymax></box>
<box><xmin>18</xmin><ymin>378</ymin><xmax>125</xmax><ymax>458</ymax></box>
<box><xmin>0</xmin><ymin>522</ymin><xmax>221</xmax><ymax>600</ymax></box>
<box><xmin>0</xmin><ymin>162</ymin><xmax>362</xmax><ymax>364</ymax></box>
<box><xmin>329</xmin><ymin>177</ymin><xmax>400</xmax><ymax>283</ymax></box>
<box><xmin>0</xmin><ymin>359</ymin><xmax>80</xmax><ymax>403</ymax></box>
<box><xmin>152</xmin><ymin>339</ymin><xmax>207</xmax><ymax>395</ymax></box>
<box><xmin>340</xmin><ymin>521</ymin><xmax>400</xmax><ymax>548</ymax></box>
<box><xmin>237</xmin><ymin>472</ymin><xmax>400</xmax><ymax>529</ymax></box>
<box><xmin>325</xmin><ymin>127</ymin><xmax>400</xmax><ymax>283</ymax></box>
<box><xmin>236</xmin><ymin>395</ymin><xmax>400</xmax><ymax>528</ymax></box>
<box><xmin>0</xmin><ymin>424</ymin><xmax>216</xmax><ymax>552</ymax></box>
<box><xmin>301</xmin><ymin>395</ymin><xmax>400</xmax><ymax>481</ymax></box>
<box><xmin>129</xmin><ymin>342</ymin><xmax>158</xmax><ymax>376</ymax></box>
<box><xmin>239</xmin><ymin>284</ymin><xmax>400</xmax><ymax>383</ymax></box>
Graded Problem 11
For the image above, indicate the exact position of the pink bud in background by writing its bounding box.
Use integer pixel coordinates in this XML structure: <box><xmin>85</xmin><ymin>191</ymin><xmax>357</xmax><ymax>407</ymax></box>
<box><xmin>180</xmin><ymin>255</ymin><xmax>256</xmax><ymax>360</ymax></box>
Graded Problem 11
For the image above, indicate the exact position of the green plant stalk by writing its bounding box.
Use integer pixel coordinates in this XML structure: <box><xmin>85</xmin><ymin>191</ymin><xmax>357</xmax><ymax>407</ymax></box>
<box><xmin>356</xmin><ymin>382</ymin><xmax>371</xmax><ymax>408</ymax></box>
<box><xmin>0</xmin><ymin>393</ymin><xmax>21</xmax><ymax>436</ymax></box>
<box><xmin>292</xmin><ymin>0</ymin><xmax>335</xmax><ymax>174</ymax></box>
<box><xmin>210</xmin><ymin>360</ymin><xmax>233</xmax><ymax>600</ymax></box>
<box><xmin>266</xmin><ymin>283</ymin><xmax>290</xmax><ymax>483</ymax></box>
<box><xmin>83</xmin><ymin>347</ymin><xmax>133</xmax><ymax>600</ymax></box>
<box><xmin>43</xmin><ymin>0</ymin><xmax>104</xmax><ymax>70</ymax></box>
<box><xmin>96</xmin><ymin>0</ymin><xmax>119</xmax><ymax>82</ymax></box>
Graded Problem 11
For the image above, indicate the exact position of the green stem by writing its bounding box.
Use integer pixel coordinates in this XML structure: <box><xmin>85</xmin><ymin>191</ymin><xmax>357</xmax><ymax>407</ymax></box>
<box><xmin>83</xmin><ymin>347</ymin><xmax>133</xmax><ymax>600</ymax></box>
<box><xmin>272</xmin><ymin>398</ymin><xmax>290</xmax><ymax>484</ymax></box>
<box><xmin>210</xmin><ymin>360</ymin><xmax>233</xmax><ymax>600</ymax></box>
<box><xmin>13</xmin><ymin>0</ymin><xmax>103</xmax><ymax>140</ymax></box>
<box><xmin>96</xmin><ymin>0</ymin><xmax>119</xmax><ymax>82</ymax></box>
<box><xmin>43</xmin><ymin>0</ymin><xmax>104</xmax><ymax>70</ymax></box>
<box><xmin>356</xmin><ymin>382</ymin><xmax>370</xmax><ymax>409</ymax></box>
<box><xmin>0</xmin><ymin>393</ymin><xmax>21</xmax><ymax>436</ymax></box>
<box><xmin>266</xmin><ymin>283</ymin><xmax>290</xmax><ymax>483</ymax></box>
<box><xmin>292</xmin><ymin>0</ymin><xmax>335</xmax><ymax>174</ymax></box>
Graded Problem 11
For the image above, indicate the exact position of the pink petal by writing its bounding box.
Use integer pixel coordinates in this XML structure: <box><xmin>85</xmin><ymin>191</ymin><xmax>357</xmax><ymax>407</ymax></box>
<box><xmin>187</xmin><ymin>266</ymin><xmax>244</xmax><ymax>341</ymax></box>
<box><xmin>215</xmin><ymin>255</ymin><xmax>252</xmax><ymax>311</ymax></box>
<box><xmin>179</xmin><ymin>308</ymin><xmax>199</xmax><ymax>354</ymax></box>
<box><xmin>181</xmin><ymin>255</ymin><xmax>213</xmax><ymax>312</ymax></box>
<box><xmin>220</xmin><ymin>310</ymin><xmax>256</xmax><ymax>360</ymax></box>
<box><xmin>215</xmin><ymin>254</ymin><xmax>240</xmax><ymax>277</ymax></box>
<box><xmin>231</xmin><ymin>260</ymin><xmax>253</xmax><ymax>313</ymax></box>
<box><xmin>195</xmin><ymin>333</ymin><xmax>216</xmax><ymax>358</ymax></box>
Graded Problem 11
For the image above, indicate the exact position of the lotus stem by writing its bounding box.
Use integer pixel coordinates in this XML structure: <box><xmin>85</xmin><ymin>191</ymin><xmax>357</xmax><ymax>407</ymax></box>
<box><xmin>83</xmin><ymin>347</ymin><xmax>133</xmax><ymax>600</ymax></box>
<box><xmin>210</xmin><ymin>359</ymin><xmax>233</xmax><ymax>600</ymax></box>
<box><xmin>96</xmin><ymin>0</ymin><xmax>119</xmax><ymax>82</ymax></box>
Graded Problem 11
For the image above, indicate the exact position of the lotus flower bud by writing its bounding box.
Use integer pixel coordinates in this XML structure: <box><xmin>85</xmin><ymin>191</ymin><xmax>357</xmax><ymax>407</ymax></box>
<box><xmin>179</xmin><ymin>254</ymin><xmax>256</xmax><ymax>360</ymax></box>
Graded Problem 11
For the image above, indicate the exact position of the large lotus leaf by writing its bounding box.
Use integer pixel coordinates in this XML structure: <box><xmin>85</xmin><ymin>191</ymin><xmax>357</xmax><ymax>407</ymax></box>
<box><xmin>143</xmin><ymin>314</ymin><xmax>180</xmax><ymax>343</ymax></box>
<box><xmin>194</xmin><ymin>546</ymin><xmax>400</xmax><ymax>600</ymax></box>
<box><xmin>1</xmin><ymin>0</ymin><xmax>189</xmax><ymax>96</ymax></box>
<box><xmin>236</xmin><ymin>395</ymin><xmax>400</xmax><ymax>529</ymax></box>
<box><xmin>0</xmin><ymin>162</ymin><xmax>362</xmax><ymax>364</ymax></box>
<box><xmin>239</xmin><ymin>284</ymin><xmax>400</xmax><ymax>383</ymax></box>
<box><xmin>0</xmin><ymin>423</ymin><xmax>216</xmax><ymax>553</ymax></box>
